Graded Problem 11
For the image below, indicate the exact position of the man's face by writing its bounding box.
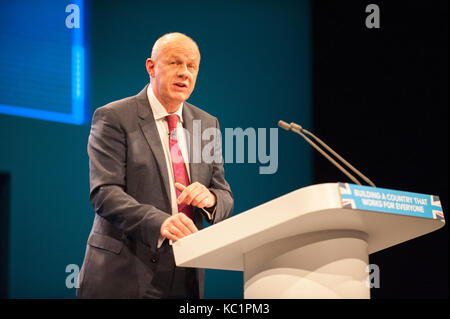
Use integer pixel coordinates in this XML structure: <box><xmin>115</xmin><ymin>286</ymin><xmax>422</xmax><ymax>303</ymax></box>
<box><xmin>147</xmin><ymin>37</ymin><xmax>200</xmax><ymax>110</ymax></box>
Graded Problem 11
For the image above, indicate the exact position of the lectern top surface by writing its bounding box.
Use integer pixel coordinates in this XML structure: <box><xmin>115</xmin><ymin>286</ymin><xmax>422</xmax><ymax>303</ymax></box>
<box><xmin>173</xmin><ymin>183</ymin><xmax>445</xmax><ymax>271</ymax></box>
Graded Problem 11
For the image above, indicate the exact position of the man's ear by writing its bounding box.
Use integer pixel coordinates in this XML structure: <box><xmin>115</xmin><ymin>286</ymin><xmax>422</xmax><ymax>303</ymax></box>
<box><xmin>146</xmin><ymin>58</ymin><xmax>155</xmax><ymax>78</ymax></box>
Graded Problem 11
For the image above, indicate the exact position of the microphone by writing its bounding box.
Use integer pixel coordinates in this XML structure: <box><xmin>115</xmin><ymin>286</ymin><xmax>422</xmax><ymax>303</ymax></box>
<box><xmin>278</xmin><ymin>120</ymin><xmax>376</xmax><ymax>187</ymax></box>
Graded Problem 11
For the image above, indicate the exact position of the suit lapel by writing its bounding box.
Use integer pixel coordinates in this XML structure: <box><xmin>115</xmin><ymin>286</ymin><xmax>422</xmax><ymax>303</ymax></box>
<box><xmin>136</xmin><ymin>85</ymin><xmax>172</xmax><ymax>204</ymax></box>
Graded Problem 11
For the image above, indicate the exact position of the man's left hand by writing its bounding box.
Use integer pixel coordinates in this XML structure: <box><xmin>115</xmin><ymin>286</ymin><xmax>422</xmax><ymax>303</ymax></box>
<box><xmin>175</xmin><ymin>182</ymin><xmax>216</xmax><ymax>208</ymax></box>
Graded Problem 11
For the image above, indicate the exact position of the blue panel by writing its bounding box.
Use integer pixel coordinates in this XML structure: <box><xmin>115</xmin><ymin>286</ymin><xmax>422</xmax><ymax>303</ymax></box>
<box><xmin>0</xmin><ymin>0</ymin><xmax>86</xmax><ymax>125</ymax></box>
<box><xmin>339</xmin><ymin>183</ymin><xmax>445</xmax><ymax>220</ymax></box>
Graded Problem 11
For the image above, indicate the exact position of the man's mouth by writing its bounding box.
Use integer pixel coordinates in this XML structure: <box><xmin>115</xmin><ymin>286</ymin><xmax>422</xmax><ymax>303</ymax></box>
<box><xmin>173</xmin><ymin>82</ymin><xmax>188</xmax><ymax>88</ymax></box>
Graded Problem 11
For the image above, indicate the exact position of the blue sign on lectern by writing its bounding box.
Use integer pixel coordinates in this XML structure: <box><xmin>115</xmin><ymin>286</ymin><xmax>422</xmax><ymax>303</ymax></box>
<box><xmin>339</xmin><ymin>183</ymin><xmax>444</xmax><ymax>221</ymax></box>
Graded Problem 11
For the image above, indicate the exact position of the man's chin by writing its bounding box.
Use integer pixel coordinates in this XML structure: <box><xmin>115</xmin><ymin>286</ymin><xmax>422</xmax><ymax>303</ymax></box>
<box><xmin>171</xmin><ymin>92</ymin><xmax>191</xmax><ymax>103</ymax></box>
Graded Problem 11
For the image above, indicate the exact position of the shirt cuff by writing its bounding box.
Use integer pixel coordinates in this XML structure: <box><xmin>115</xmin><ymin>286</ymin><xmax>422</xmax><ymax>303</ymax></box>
<box><xmin>201</xmin><ymin>205</ymin><xmax>216</xmax><ymax>222</ymax></box>
<box><xmin>157</xmin><ymin>235</ymin><xmax>166</xmax><ymax>248</ymax></box>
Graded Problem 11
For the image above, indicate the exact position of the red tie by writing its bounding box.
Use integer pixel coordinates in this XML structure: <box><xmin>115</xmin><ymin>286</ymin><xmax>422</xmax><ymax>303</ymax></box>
<box><xmin>166</xmin><ymin>114</ymin><xmax>193</xmax><ymax>219</ymax></box>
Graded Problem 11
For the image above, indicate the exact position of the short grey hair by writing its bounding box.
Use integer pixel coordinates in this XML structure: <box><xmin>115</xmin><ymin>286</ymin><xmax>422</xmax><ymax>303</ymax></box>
<box><xmin>151</xmin><ymin>32</ymin><xmax>200</xmax><ymax>61</ymax></box>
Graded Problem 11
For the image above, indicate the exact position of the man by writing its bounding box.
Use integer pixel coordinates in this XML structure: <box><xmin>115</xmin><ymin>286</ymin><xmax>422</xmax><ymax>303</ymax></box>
<box><xmin>77</xmin><ymin>33</ymin><xmax>233</xmax><ymax>298</ymax></box>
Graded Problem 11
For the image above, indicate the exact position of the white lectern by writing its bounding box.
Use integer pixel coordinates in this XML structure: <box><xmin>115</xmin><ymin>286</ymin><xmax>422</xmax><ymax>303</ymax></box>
<box><xmin>173</xmin><ymin>183</ymin><xmax>445</xmax><ymax>299</ymax></box>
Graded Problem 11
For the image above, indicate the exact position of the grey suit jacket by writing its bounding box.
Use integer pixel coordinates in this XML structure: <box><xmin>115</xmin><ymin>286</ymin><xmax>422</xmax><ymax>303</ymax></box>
<box><xmin>76</xmin><ymin>85</ymin><xmax>233</xmax><ymax>298</ymax></box>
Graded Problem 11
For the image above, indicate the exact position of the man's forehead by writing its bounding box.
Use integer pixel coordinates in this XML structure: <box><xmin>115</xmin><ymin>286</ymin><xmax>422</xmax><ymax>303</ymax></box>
<box><xmin>159</xmin><ymin>41</ymin><xmax>200</xmax><ymax>61</ymax></box>
<box><xmin>161</xmin><ymin>36</ymin><xmax>198</xmax><ymax>53</ymax></box>
<box><xmin>166</xmin><ymin>51</ymin><xmax>199</xmax><ymax>61</ymax></box>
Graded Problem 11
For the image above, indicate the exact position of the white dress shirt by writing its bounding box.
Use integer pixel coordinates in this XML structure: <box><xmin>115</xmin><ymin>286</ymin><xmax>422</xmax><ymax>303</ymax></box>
<box><xmin>147</xmin><ymin>84</ymin><xmax>213</xmax><ymax>247</ymax></box>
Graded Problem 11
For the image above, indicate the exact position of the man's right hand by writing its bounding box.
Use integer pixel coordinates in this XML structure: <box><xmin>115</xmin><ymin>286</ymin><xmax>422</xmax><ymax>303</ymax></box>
<box><xmin>160</xmin><ymin>213</ymin><xmax>198</xmax><ymax>241</ymax></box>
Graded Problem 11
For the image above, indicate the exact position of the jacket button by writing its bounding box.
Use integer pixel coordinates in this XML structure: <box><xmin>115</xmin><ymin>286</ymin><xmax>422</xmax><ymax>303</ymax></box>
<box><xmin>151</xmin><ymin>256</ymin><xmax>158</xmax><ymax>263</ymax></box>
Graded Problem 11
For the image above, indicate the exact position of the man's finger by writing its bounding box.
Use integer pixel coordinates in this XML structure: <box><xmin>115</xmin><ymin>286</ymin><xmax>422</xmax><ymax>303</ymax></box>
<box><xmin>177</xmin><ymin>183</ymin><xmax>200</xmax><ymax>205</ymax></box>
<box><xmin>163</xmin><ymin>228</ymin><xmax>178</xmax><ymax>241</ymax></box>
<box><xmin>179</xmin><ymin>213</ymin><xmax>199</xmax><ymax>233</ymax></box>
<box><xmin>168</xmin><ymin>224</ymin><xmax>184</xmax><ymax>239</ymax></box>
<box><xmin>172</xmin><ymin>216</ymin><xmax>193</xmax><ymax>236</ymax></box>
<box><xmin>192</xmin><ymin>191</ymin><xmax>210</xmax><ymax>207</ymax></box>
<box><xmin>176</xmin><ymin>183</ymin><xmax>192</xmax><ymax>204</ymax></box>
<box><xmin>197</xmin><ymin>196</ymin><xmax>212</xmax><ymax>208</ymax></box>
<box><xmin>175</xmin><ymin>182</ymin><xmax>186</xmax><ymax>192</ymax></box>
<box><xmin>183</xmin><ymin>186</ymin><xmax>204</xmax><ymax>205</ymax></box>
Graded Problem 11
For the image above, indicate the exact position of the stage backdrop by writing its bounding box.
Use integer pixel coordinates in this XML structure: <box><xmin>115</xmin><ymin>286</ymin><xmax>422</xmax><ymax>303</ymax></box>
<box><xmin>0</xmin><ymin>0</ymin><xmax>311</xmax><ymax>298</ymax></box>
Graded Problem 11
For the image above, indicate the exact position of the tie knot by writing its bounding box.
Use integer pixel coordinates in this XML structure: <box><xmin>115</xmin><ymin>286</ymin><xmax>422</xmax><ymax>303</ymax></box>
<box><xmin>166</xmin><ymin>114</ymin><xmax>179</xmax><ymax>131</ymax></box>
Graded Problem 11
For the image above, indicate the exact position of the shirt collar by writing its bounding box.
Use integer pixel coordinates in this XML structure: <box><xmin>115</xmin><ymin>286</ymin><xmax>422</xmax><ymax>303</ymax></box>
<box><xmin>147</xmin><ymin>83</ymin><xmax>184</xmax><ymax>122</ymax></box>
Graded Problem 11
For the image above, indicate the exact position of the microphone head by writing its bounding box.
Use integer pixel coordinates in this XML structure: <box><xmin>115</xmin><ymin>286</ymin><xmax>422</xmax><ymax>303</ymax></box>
<box><xmin>290</xmin><ymin>122</ymin><xmax>303</xmax><ymax>132</ymax></box>
<box><xmin>278</xmin><ymin>120</ymin><xmax>291</xmax><ymax>131</ymax></box>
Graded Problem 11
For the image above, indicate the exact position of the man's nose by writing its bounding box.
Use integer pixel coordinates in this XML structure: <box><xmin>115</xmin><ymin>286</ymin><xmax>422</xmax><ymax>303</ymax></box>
<box><xmin>177</xmin><ymin>64</ymin><xmax>189</xmax><ymax>78</ymax></box>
